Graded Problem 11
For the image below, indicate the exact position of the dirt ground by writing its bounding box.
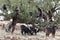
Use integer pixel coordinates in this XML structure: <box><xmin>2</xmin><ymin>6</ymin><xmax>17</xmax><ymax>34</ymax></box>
<box><xmin>0</xmin><ymin>28</ymin><xmax>60</xmax><ymax>40</ymax></box>
<box><xmin>0</xmin><ymin>21</ymin><xmax>60</xmax><ymax>40</ymax></box>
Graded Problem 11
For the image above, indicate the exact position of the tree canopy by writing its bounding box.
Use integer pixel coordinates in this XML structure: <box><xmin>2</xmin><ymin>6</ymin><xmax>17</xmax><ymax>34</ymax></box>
<box><xmin>0</xmin><ymin>0</ymin><xmax>60</xmax><ymax>26</ymax></box>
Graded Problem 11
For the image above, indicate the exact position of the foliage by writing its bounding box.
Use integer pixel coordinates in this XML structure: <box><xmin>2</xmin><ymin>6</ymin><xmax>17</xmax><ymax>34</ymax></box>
<box><xmin>0</xmin><ymin>0</ymin><xmax>60</xmax><ymax>27</ymax></box>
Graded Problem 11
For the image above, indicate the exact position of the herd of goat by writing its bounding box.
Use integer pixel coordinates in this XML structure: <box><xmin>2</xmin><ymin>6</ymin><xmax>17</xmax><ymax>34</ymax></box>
<box><xmin>0</xmin><ymin>20</ymin><xmax>57</xmax><ymax>38</ymax></box>
<box><xmin>0</xmin><ymin>3</ymin><xmax>57</xmax><ymax>38</ymax></box>
<box><xmin>0</xmin><ymin>21</ymin><xmax>42</xmax><ymax>35</ymax></box>
<box><xmin>20</xmin><ymin>24</ymin><xmax>41</xmax><ymax>35</ymax></box>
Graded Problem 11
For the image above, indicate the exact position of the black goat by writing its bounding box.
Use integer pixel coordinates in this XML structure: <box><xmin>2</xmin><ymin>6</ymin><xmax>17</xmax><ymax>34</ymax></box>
<box><xmin>20</xmin><ymin>25</ymin><xmax>33</xmax><ymax>35</ymax></box>
<box><xmin>45</xmin><ymin>25</ymin><xmax>57</xmax><ymax>37</ymax></box>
